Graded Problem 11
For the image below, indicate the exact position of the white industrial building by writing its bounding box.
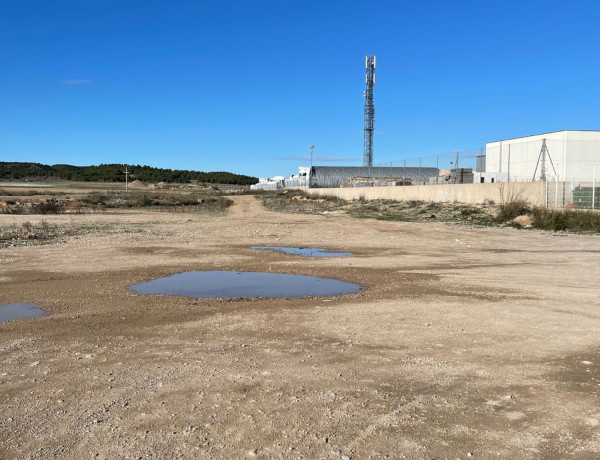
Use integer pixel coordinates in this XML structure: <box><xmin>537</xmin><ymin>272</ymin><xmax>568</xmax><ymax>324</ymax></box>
<box><xmin>482</xmin><ymin>130</ymin><xmax>600</xmax><ymax>183</ymax></box>
<box><xmin>250</xmin><ymin>167</ymin><xmax>310</xmax><ymax>190</ymax></box>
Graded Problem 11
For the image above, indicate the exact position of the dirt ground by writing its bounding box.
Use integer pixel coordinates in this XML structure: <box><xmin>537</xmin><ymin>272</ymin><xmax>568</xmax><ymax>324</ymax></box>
<box><xmin>1</xmin><ymin>195</ymin><xmax>599</xmax><ymax>459</ymax></box>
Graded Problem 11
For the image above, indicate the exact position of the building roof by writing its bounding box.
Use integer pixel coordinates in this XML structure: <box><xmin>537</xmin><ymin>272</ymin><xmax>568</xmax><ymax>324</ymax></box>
<box><xmin>487</xmin><ymin>130</ymin><xmax>600</xmax><ymax>144</ymax></box>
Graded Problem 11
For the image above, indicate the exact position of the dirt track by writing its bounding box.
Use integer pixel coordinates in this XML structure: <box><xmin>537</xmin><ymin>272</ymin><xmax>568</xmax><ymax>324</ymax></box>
<box><xmin>1</xmin><ymin>195</ymin><xmax>600</xmax><ymax>459</ymax></box>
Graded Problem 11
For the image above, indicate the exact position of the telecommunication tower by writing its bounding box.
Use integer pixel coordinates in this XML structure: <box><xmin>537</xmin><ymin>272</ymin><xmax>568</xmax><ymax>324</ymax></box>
<box><xmin>363</xmin><ymin>55</ymin><xmax>376</xmax><ymax>167</ymax></box>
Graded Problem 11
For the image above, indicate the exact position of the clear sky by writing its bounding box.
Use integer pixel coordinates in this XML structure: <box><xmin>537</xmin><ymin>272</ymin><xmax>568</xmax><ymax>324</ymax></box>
<box><xmin>1</xmin><ymin>0</ymin><xmax>599</xmax><ymax>178</ymax></box>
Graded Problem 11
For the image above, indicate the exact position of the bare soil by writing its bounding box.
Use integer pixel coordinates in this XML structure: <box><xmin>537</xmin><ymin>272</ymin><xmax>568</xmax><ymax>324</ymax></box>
<box><xmin>1</xmin><ymin>195</ymin><xmax>600</xmax><ymax>459</ymax></box>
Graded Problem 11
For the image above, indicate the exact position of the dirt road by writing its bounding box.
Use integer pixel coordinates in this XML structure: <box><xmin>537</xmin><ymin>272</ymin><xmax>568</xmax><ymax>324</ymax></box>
<box><xmin>1</xmin><ymin>196</ymin><xmax>599</xmax><ymax>459</ymax></box>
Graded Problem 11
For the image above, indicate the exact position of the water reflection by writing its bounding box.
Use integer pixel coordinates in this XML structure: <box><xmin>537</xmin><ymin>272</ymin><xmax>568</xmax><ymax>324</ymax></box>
<box><xmin>128</xmin><ymin>271</ymin><xmax>361</xmax><ymax>299</ymax></box>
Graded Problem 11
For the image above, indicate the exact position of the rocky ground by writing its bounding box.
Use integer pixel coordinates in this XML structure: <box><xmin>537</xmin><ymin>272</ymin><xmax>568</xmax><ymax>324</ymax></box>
<box><xmin>1</xmin><ymin>195</ymin><xmax>599</xmax><ymax>459</ymax></box>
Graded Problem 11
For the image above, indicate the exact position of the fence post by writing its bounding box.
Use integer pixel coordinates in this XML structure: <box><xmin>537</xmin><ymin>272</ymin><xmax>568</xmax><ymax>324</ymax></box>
<box><xmin>436</xmin><ymin>155</ymin><xmax>439</xmax><ymax>184</ymax></box>
<box><xmin>507</xmin><ymin>145</ymin><xmax>511</xmax><ymax>183</ymax></box>
<box><xmin>593</xmin><ymin>161</ymin><xmax>596</xmax><ymax>210</ymax></box>
<box><xmin>555</xmin><ymin>173</ymin><xmax>559</xmax><ymax>208</ymax></box>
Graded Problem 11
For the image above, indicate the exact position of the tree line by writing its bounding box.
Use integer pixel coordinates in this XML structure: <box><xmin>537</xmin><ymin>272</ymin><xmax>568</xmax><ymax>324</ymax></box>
<box><xmin>0</xmin><ymin>162</ymin><xmax>258</xmax><ymax>185</ymax></box>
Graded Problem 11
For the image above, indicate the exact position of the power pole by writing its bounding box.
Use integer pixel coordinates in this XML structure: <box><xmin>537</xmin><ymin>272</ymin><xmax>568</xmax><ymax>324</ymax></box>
<box><xmin>310</xmin><ymin>144</ymin><xmax>314</xmax><ymax>168</ymax></box>
<box><xmin>124</xmin><ymin>165</ymin><xmax>130</xmax><ymax>192</ymax></box>
<box><xmin>363</xmin><ymin>55</ymin><xmax>376</xmax><ymax>167</ymax></box>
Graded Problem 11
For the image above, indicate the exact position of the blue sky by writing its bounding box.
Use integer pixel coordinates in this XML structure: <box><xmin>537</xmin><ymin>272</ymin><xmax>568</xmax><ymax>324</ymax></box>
<box><xmin>1</xmin><ymin>0</ymin><xmax>599</xmax><ymax>178</ymax></box>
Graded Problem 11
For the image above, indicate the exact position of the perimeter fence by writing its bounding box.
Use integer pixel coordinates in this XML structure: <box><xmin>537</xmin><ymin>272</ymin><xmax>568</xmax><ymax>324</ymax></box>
<box><xmin>373</xmin><ymin>139</ymin><xmax>599</xmax><ymax>209</ymax></box>
<box><xmin>370</xmin><ymin>149</ymin><xmax>482</xmax><ymax>185</ymax></box>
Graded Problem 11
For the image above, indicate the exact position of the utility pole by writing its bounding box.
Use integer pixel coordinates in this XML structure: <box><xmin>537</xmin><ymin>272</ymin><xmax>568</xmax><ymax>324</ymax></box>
<box><xmin>124</xmin><ymin>165</ymin><xmax>130</xmax><ymax>192</ymax></box>
<box><xmin>363</xmin><ymin>55</ymin><xmax>376</xmax><ymax>167</ymax></box>
<box><xmin>310</xmin><ymin>145</ymin><xmax>314</xmax><ymax>168</ymax></box>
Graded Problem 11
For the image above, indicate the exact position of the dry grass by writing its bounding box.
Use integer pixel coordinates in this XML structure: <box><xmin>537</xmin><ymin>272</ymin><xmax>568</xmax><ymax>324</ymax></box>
<box><xmin>259</xmin><ymin>190</ymin><xmax>496</xmax><ymax>225</ymax></box>
<box><xmin>495</xmin><ymin>183</ymin><xmax>530</xmax><ymax>222</ymax></box>
<box><xmin>0</xmin><ymin>221</ymin><xmax>63</xmax><ymax>247</ymax></box>
<box><xmin>532</xmin><ymin>207</ymin><xmax>600</xmax><ymax>232</ymax></box>
<box><xmin>0</xmin><ymin>192</ymin><xmax>233</xmax><ymax>214</ymax></box>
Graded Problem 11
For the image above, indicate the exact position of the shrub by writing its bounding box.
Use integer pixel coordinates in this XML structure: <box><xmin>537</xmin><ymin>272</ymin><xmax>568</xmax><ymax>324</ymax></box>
<box><xmin>532</xmin><ymin>207</ymin><xmax>600</xmax><ymax>232</ymax></box>
<box><xmin>32</xmin><ymin>199</ymin><xmax>65</xmax><ymax>214</ymax></box>
<box><xmin>496</xmin><ymin>184</ymin><xmax>530</xmax><ymax>222</ymax></box>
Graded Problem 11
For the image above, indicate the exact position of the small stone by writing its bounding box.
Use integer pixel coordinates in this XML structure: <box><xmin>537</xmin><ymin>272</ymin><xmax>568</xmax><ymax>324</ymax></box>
<box><xmin>248</xmin><ymin>448</ymin><xmax>258</xmax><ymax>456</ymax></box>
<box><xmin>372</xmin><ymin>451</ymin><xmax>382</xmax><ymax>456</ymax></box>
<box><xmin>511</xmin><ymin>215</ymin><xmax>532</xmax><ymax>227</ymax></box>
<box><xmin>467</xmin><ymin>453</ymin><xmax>474</xmax><ymax>457</ymax></box>
<box><xmin>30</xmin><ymin>361</ymin><xmax>40</xmax><ymax>367</ymax></box>
<box><xmin>332</xmin><ymin>447</ymin><xmax>341</xmax><ymax>455</ymax></box>
<box><xmin>341</xmin><ymin>455</ymin><xmax>350</xmax><ymax>460</ymax></box>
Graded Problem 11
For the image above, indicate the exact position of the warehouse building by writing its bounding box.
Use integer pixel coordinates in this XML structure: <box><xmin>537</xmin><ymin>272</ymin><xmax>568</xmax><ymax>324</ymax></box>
<box><xmin>308</xmin><ymin>166</ymin><xmax>438</xmax><ymax>188</ymax></box>
<box><xmin>482</xmin><ymin>130</ymin><xmax>600</xmax><ymax>183</ymax></box>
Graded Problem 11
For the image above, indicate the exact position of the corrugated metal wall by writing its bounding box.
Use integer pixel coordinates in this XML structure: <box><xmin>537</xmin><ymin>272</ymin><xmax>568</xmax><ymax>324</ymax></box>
<box><xmin>309</xmin><ymin>166</ymin><xmax>439</xmax><ymax>188</ymax></box>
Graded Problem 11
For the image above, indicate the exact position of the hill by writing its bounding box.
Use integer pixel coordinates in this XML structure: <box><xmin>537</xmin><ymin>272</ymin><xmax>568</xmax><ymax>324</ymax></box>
<box><xmin>0</xmin><ymin>162</ymin><xmax>258</xmax><ymax>185</ymax></box>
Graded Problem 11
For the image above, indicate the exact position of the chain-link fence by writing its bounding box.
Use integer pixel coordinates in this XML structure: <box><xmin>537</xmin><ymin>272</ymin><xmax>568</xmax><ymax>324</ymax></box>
<box><xmin>371</xmin><ymin>149</ymin><xmax>483</xmax><ymax>185</ymax></box>
<box><xmin>543</xmin><ymin>175</ymin><xmax>598</xmax><ymax>209</ymax></box>
<box><xmin>372</xmin><ymin>137</ymin><xmax>599</xmax><ymax>209</ymax></box>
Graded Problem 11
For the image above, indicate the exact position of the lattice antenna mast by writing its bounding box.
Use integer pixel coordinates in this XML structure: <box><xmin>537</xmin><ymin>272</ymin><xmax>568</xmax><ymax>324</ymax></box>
<box><xmin>532</xmin><ymin>139</ymin><xmax>558</xmax><ymax>181</ymax></box>
<box><xmin>363</xmin><ymin>55</ymin><xmax>376</xmax><ymax>167</ymax></box>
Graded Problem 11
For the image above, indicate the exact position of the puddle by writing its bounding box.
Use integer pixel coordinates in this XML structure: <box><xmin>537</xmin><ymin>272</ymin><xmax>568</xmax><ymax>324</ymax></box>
<box><xmin>0</xmin><ymin>183</ymin><xmax>53</xmax><ymax>188</ymax></box>
<box><xmin>128</xmin><ymin>271</ymin><xmax>362</xmax><ymax>298</ymax></box>
<box><xmin>0</xmin><ymin>303</ymin><xmax>47</xmax><ymax>323</ymax></box>
<box><xmin>251</xmin><ymin>246</ymin><xmax>352</xmax><ymax>257</ymax></box>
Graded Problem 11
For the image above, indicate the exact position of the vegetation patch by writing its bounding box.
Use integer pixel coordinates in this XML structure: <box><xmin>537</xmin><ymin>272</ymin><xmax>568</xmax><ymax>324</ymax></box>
<box><xmin>0</xmin><ymin>192</ymin><xmax>233</xmax><ymax>214</ymax></box>
<box><xmin>532</xmin><ymin>207</ymin><xmax>600</xmax><ymax>232</ymax></box>
<box><xmin>495</xmin><ymin>184</ymin><xmax>530</xmax><ymax>223</ymax></box>
<box><xmin>0</xmin><ymin>221</ymin><xmax>64</xmax><ymax>247</ymax></box>
<box><xmin>258</xmin><ymin>190</ymin><xmax>496</xmax><ymax>225</ymax></box>
<box><xmin>347</xmin><ymin>199</ymin><xmax>495</xmax><ymax>224</ymax></box>
<box><xmin>77</xmin><ymin>192</ymin><xmax>233</xmax><ymax>212</ymax></box>
<box><xmin>260</xmin><ymin>190</ymin><xmax>346</xmax><ymax>214</ymax></box>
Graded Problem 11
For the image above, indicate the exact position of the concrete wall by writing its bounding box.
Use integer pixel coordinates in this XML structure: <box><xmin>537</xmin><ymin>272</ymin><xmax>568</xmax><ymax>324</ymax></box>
<box><xmin>304</xmin><ymin>181</ymin><xmax>550</xmax><ymax>206</ymax></box>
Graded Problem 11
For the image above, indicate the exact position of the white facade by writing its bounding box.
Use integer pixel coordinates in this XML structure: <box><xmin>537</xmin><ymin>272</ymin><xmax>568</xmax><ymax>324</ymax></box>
<box><xmin>473</xmin><ymin>172</ymin><xmax>508</xmax><ymax>184</ymax></box>
<box><xmin>485</xmin><ymin>130</ymin><xmax>600</xmax><ymax>183</ymax></box>
<box><xmin>250</xmin><ymin>168</ymin><xmax>310</xmax><ymax>190</ymax></box>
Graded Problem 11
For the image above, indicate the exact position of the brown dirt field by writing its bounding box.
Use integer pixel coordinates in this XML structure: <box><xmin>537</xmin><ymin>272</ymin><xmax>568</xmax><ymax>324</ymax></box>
<box><xmin>1</xmin><ymin>195</ymin><xmax>599</xmax><ymax>459</ymax></box>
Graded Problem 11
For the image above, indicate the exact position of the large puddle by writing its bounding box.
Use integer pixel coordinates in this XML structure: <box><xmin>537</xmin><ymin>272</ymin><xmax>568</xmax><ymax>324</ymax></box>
<box><xmin>0</xmin><ymin>183</ymin><xmax>53</xmax><ymax>188</ymax></box>
<box><xmin>251</xmin><ymin>246</ymin><xmax>352</xmax><ymax>257</ymax></box>
<box><xmin>0</xmin><ymin>303</ymin><xmax>47</xmax><ymax>323</ymax></box>
<box><xmin>128</xmin><ymin>271</ymin><xmax>362</xmax><ymax>299</ymax></box>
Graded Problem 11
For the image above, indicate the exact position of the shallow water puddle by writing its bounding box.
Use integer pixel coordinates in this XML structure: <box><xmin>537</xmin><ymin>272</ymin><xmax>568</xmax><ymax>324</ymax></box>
<box><xmin>128</xmin><ymin>271</ymin><xmax>361</xmax><ymax>298</ymax></box>
<box><xmin>0</xmin><ymin>303</ymin><xmax>47</xmax><ymax>323</ymax></box>
<box><xmin>251</xmin><ymin>246</ymin><xmax>352</xmax><ymax>257</ymax></box>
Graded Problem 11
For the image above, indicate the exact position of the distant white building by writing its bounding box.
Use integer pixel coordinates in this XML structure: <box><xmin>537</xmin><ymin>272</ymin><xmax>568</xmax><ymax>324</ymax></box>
<box><xmin>250</xmin><ymin>168</ymin><xmax>310</xmax><ymax>190</ymax></box>
<box><xmin>250</xmin><ymin>176</ymin><xmax>285</xmax><ymax>190</ymax></box>
<box><xmin>484</xmin><ymin>130</ymin><xmax>600</xmax><ymax>183</ymax></box>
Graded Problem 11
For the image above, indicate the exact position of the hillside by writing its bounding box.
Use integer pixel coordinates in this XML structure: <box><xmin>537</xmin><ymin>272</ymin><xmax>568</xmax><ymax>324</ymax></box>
<box><xmin>0</xmin><ymin>162</ymin><xmax>258</xmax><ymax>185</ymax></box>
